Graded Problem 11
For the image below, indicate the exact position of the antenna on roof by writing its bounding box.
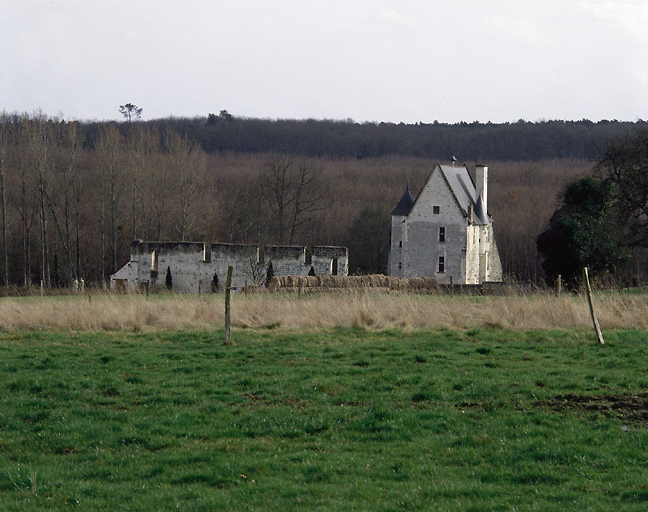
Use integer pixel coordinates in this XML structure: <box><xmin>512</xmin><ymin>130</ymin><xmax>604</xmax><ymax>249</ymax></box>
<box><xmin>451</xmin><ymin>156</ymin><xmax>457</xmax><ymax>166</ymax></box>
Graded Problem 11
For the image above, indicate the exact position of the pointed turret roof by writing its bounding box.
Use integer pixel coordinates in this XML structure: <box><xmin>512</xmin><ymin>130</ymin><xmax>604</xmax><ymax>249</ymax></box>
<box><xmin>391</xmin><ymin>186</ymin><xmax>414</xmax><ymax>216</ymax></box>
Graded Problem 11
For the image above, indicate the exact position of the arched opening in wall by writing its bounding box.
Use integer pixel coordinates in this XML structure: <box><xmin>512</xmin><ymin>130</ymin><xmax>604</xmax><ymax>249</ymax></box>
<box><xmin>151</xmin><ymin>250</ymin><xmax>158</xmax><ymax>272</ymax></box>
<box><xmin>204</xmin><ymin>244</ymin><xmax>211</xmax><ymax>263</ymax></box>
<box><xmin>308</xmin><ymin>266</ymin><xmax>316</xmax><ymax>276</ymax></box>
<box><xmin>332</xmin><ymin>258</ymin><xmax>339</xmax><ymax>276</ymax></box>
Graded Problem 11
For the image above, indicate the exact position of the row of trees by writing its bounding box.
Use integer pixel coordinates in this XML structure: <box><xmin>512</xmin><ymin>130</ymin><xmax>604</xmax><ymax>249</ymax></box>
<box><xmin>154</xmin><ymin>116</ymin><xmax>643</xmax><ymax>161</ymax></box>
<box><xmin>0</xmin><ymin>113</ymin><xmax>331</xmax><ymax>288</ymax></box>
<box><xmin>0</xmin><ymin>111</ymin><xmax>646</xmax><ymax>289</ymax></box>
<box><xmin>0</xmin><ymin>113</ymin><xmax>209</xmax><ymax>287</ymax></box>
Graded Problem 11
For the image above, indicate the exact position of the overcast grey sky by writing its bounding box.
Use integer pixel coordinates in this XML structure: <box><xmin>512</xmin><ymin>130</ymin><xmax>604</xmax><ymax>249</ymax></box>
<box><xmin>2</xmin><ymin>0</ymin><xmax>647</xmax><ymax>123</ymax></box>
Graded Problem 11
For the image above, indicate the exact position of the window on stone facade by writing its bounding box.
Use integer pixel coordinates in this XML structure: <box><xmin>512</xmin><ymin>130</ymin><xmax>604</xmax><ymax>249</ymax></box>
<box><xmin>439</xmin><ymin>227</ymin><xmax>445</xmax><ymax>243</ymax></box>
<box><xmin>438</xmin><ymin>256</ymin><xmax>445</xmax><ymax>273</ymax></box>
<box><xmin>433</xmin><ymin>206</ymin><xmax>440</xmax><ymax>214</ymax></box>
<box><xmin>398</xmin><ymin>262</ymin><xmax>402</xmax><ymax>270</ymax></box>
<box><xmin>399</xmin><ymin>240</ymin><xmax>402</xmax><ymax>247</ymax></box>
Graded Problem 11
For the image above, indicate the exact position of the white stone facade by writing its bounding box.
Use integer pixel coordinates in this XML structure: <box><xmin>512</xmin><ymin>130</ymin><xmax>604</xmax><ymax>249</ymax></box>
<box><xmin>388</xmin><ymin>163</ymin><xmax>502</xmax><ymax>285</ymax></box>
<box><xmin>111</xmin><ymin>241</ymin><xmax>348</xmax><ymax>292</ymax></box>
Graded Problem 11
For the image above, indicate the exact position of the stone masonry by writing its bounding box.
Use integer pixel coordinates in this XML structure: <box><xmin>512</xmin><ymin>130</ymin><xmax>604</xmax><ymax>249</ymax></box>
<box><xmin>110</xmin><ymin>240</ymin><xmax>348</xmax><ymax>292</ymax></box>
<box><xmin>389</xmin><ymin>163</ymin><xmax>503</xmax><ymax>285</ymax></box>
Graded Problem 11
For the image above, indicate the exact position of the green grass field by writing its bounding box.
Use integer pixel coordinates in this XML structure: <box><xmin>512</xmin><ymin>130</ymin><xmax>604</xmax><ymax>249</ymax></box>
<box><xmin>2</xmin><ymin>327</ymin><xmax>648</xmax><ymax>510</ymax></box>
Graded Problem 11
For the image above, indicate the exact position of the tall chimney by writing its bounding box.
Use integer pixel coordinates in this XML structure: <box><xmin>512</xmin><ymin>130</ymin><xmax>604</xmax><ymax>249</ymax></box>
<box><xmin>475</xmin><ymin>165</ymin><xmax>488</xmax><ymax>212</ymax></box>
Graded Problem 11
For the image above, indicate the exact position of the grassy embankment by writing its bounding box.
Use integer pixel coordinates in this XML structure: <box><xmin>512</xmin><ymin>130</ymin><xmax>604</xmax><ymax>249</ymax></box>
<box><xmin>1</xmin><ymin>317</ymin><xmax>648</xmax><ymax>510</ymax></box>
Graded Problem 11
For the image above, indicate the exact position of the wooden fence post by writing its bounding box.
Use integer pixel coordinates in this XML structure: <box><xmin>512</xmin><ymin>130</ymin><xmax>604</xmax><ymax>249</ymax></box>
<box><xmin>224</xmin><ymin>266</ymin><xmax>233</xmax><ymax>345</ymax></box>
<box><xmin>583</xmin><ymin>267</ymin><xmax>605</xmax><ymax>345</ymax></box>
<box><xmin>557</xmin><ymin>274</ymin><xmax>562</xmax><ymax>297</ymax></box>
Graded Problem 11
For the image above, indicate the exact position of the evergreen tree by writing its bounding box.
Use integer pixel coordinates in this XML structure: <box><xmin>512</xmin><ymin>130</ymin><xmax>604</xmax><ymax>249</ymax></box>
<box><xmin>537</xmin><ymin>177</ymin><xmax>626</xmax><ymax>287</ymax></box>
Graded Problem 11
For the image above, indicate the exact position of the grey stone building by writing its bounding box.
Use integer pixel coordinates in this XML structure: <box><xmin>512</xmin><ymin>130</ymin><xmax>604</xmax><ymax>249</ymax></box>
<box><xmin>110</xmin><ymin>240</ymin><xmax>348</xmax><ymax>292</ymax></box>
<box><xmin>388</xmin><ymin>163</ymin><xmax>502</xmax><ymax>285</ymax></box>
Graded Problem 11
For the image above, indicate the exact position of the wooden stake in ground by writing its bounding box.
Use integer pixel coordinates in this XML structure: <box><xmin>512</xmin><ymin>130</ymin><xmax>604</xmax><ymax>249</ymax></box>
<box><xmin>583</xmin><ymin>267</ymin><xmax>605</xmax><ymax>345</ymax></box>
<box><xmin>224</xmin><ymin>266</ymin><xmax>233</xmax><ymax>345</ymax></box>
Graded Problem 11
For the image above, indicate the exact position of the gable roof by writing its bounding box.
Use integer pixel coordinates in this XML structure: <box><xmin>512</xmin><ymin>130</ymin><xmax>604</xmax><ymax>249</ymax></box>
<box><xmin>438</xmin><ymin>164</ymin><xmax>491</xmax><ymax>224</ymax></box>
<box><xmin>394</xmin><ymin>163</ymin><xmax>491</xmax><ymax>225</ymax></box>
<box><xmin>391</xmin><ymin>186</ymin><xmax>414</xmax><ymax>216</ymax></box>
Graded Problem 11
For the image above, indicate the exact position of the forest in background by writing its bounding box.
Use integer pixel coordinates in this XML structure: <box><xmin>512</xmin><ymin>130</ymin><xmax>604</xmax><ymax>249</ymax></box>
<box><xmin>0</xmin><ymin>112</ymin><xmax>646</xmax><ymax>289</ymax></box>
<box><xmin>85</xmin><ymin>115</ymin><xmax>642</xmax><ymax>161</ymax></box>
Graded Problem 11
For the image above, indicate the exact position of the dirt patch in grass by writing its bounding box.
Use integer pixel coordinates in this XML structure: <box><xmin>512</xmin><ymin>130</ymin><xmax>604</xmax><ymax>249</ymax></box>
<box><xmin>536</xmin><ymin>393</ymin><xmax>648</xmax><ymax>423</ymax></box>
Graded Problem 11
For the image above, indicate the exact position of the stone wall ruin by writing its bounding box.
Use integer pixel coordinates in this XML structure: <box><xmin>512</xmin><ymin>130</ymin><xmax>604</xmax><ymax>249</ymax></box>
<box><xmin>110</xmin><ymin>240</ymin><xmax>348</xmax><ymax>293</ymax></box>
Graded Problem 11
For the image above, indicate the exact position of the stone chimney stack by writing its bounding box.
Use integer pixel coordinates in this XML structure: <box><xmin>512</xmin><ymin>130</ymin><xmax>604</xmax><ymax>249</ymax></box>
<box><xmin>475</xmin><ymin>165</ymin><xmax>488</xmax><ymax>212</ymax></box>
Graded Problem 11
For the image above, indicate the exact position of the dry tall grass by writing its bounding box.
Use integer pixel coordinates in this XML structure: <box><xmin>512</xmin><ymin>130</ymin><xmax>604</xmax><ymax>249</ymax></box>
<box><xmin>1</xmin><ymin>291</ymin><xmax>647</xmax><ymax>332</ymax></box>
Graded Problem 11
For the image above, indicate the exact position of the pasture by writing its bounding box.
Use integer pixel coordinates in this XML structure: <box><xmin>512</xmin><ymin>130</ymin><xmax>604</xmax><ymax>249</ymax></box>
<box><xmin>1</xmin><ymin>293</ymin><xmax>648</xmax><ymax>510</ymax></box>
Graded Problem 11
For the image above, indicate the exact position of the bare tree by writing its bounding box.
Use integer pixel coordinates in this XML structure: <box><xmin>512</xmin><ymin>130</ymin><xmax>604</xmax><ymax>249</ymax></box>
<box><xmin>288</xmin><ymin>159</ymin><xmax>325</xmax><ymax>243</ymax></box>
<box><xmin>166</xmin><ymin>132</ymin><xmax>205</xmax><ymax>240</ymax></box>
<box><xmin>597</xmin><ymin>128</ymin><xmax>648</xmax><ymax>249</ymax></box>
<box><xmin>220</xmin><ymin>179</ymin><xmax>265</xmax><ymax>244</ymax></box>
<box><xmin>128</xmin><ymin>126</ymin><xmax>159</xmax><ymax>239</ymax></box>
<box><xmin>96</xmin><ymin>123</ymin><xmax>124</xmax><ymax>277</ymax></box>
<box><xmin>260</xmin><ymin>153</ymin><xmax>324</xmax><ymax>244</ymax></box>
<box><xmin>149</xmin><ymin>129</ymin><xmax>175</xmax><ymax>240</ymax></box>
<box><xmin>45</xmin><ymin>120</ymin><xmax>83</xmax><ymax>286</ymax></box>
<box><xmin>241</xmin><ymin>251</ymin><xmax>266</xmax><ymax>287</ymax></box>
<box><xmin>0</xmin><ymin>113</ymin><xmax>10</xmax><ymax>286</ymax></box>
<box><xmin>22</xmin><ymin>113</ymin><xmax>55</xmax><ymax>288</ymax></box>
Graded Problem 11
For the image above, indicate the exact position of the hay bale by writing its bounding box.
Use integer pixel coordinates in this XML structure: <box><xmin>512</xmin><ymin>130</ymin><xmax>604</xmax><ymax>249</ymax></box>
<box><xmin>422</xmin><ymin>277</ymin><xmax>438</xmax><ymax>290</ymax></box>
<box><xmin>303</xmin><ymin>276</ymin><xmax>319</xmax><ymax>287</ymax></box>
<box><xmin>347</xmin><ymin>276</ymin><xmax>362</xmax><ymax>288</ymax></box>
<box><xmin>268</xmin><ymin>276</ymin><xmax>279</xmax><ymax>291</ymax></box>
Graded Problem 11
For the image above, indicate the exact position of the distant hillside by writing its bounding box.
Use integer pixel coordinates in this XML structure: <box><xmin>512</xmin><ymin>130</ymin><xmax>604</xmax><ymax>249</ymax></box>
<box><xmin>127</xmin><ymin>116</ymin><xmax>644</xmax><ymax>161</ymax></box>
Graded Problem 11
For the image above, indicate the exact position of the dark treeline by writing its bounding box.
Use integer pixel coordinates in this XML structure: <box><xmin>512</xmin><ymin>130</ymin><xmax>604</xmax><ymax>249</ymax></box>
<box><xmin>131</xmin><ymin>116</ymin><xmax>644</xmax><ymax>161</ymax></box>
<box><xmin>1</xmin><ymin>111</ymin><xmax>646</xmax><ymax>290</ymax></box>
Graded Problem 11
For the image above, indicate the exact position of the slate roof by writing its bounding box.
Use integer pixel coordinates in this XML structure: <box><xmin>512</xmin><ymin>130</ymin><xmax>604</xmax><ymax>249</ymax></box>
<box><xmin>438</xmin><ymin>165</ymin><xmax>491</xmax><ymax>225</ymax></box>
<box><xmin>391</xmin><ymin>186</ymin><xmax>414</xmax><ymax>216</ymax></box>
<box><xmin>392</xmin><ymin>164</ymin><xmax>491</xmax><ymax>225</ymax></box>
